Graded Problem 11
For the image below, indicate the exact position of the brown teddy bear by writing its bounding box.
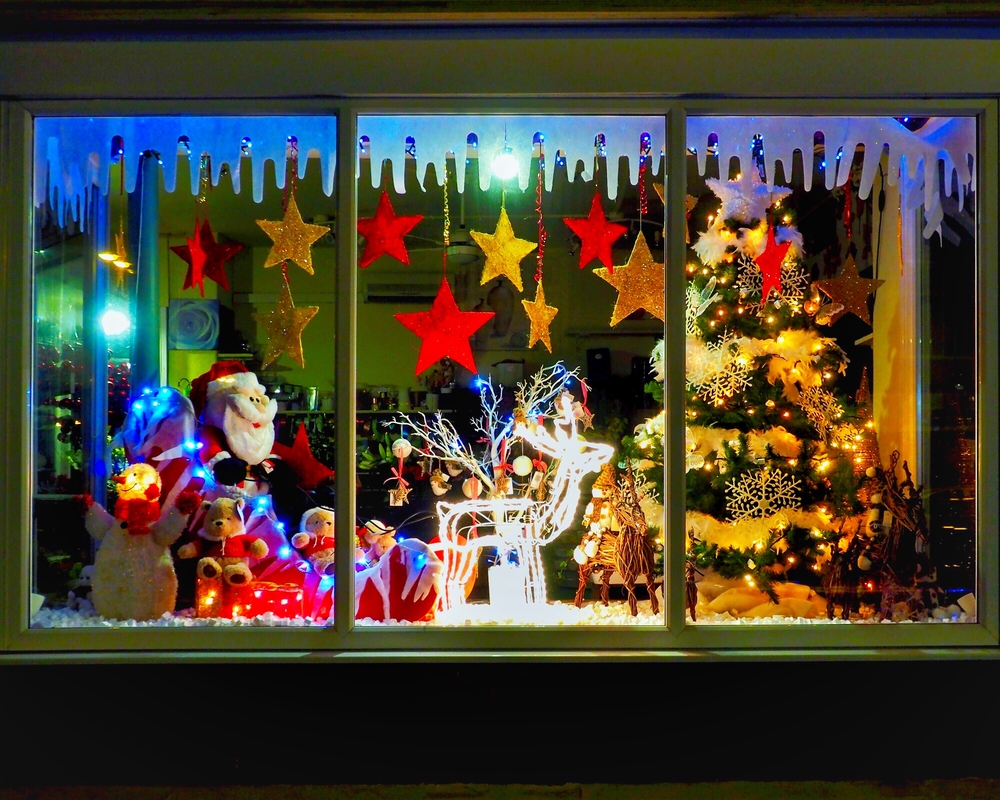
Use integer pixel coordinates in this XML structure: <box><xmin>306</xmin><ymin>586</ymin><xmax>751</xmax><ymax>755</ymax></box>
<box><xmin>290</xmin><ymin>507</ymin><xmax>337</xmax><ymax>576</ymax></box>
<box><xmin>178</xmin><ymin>497</ymin><xmax>268</xmax><ymax>586</ymax></box>
<box><xmin>359</xmin><ymin>519</ymin><xmax>397</xmax><ymax>568</ymax></box>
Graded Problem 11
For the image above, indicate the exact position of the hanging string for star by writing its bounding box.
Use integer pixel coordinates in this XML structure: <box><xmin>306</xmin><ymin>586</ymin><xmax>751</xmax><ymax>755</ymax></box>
<box><xmin>521</xmin><ymin>135</ymin><xmax>558</xmax><ymax>352</ymax></box>
<box><xmin>638</xmin><ymin>132</ymin><xmax>651</xmax><ymax>221</ymax></box>
<box><xmin>442</xmin><ymin>158</ymin><xmax>450</xmax><ymax>277</ymax></box>
<box><xmin>535</xmin><ymin>139</ymin><xmax>547</xmax><ymax>284</ymax></box>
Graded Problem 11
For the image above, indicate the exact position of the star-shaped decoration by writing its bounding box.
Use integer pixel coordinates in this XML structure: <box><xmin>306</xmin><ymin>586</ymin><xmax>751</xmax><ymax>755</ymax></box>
<box><xmin>574</xmin><ymin>403</ymin><xmax>595</xmax><ymax>431</ymax></box>
<box><xmin>521</xmin><ymin>279</ymin><xmax>559</xmax><ymax>353</ymax></box>
<box><xmin>470</xmin><ymin>207</ymin><xmax>537</xmax><ymax>292</ymax></box>
<box><xmin>271</xmin><ymin>422</ymin><xmax>334</xmax><ymax>490</ymax></box>
<box><xmin>389</xmin><ymin>483</ymin><xmax>412</xmax><ymax>506</ymax></box>
<box><xmin>171</xmin><ymin>219</ymin><xmax>242</xmax><ymax>295</ymax></box>
<box><xmin>594</xmin><ymin>231</ymin><xmax>665</xmax><ymax>326</ymax></box>
<box><xmin>356</xmin><ymin>191</ymin><xmax>424</xmax><ymax>269</ymax></box>
<box><xmin>256</xmin><ymin>195</ymin><xmax>329</xmax><ymax>275</ymax></box>
<box><xmin>815</xmin><ymin>255</ymin><xmax>885</xmax><ymax>325</ymax></box>
<box><xmin>706</xmin><ymin>170</ymin><xmax>792</xmax><ymax>224</ymax></box>
<box><xmin>254</xmin><ymin>282</ymin><xmax>320</xmax><ymax>369</ymax></box>
<box><xmin>395</xmin><ymin>278</ymin><xmax>495</xmax><ymax>375</ymax></box>
<box><xmin>653</xmin><ymin>184</ymin><xmax>699</xmax><ymax>243</ymax></box>
<box><xmin>754</xmin><ymin>224</ymin><xmax>792</xmax><ymax>304</ymax></box>
<box><xmin>563</xmin><ymin>192</ymin><xmax>628</xmax><ymax>270</ymax></box>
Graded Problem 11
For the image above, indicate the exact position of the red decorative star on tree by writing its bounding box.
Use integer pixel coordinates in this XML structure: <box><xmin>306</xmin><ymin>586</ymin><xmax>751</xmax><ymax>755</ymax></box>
<box><xmin>395</xmin><ymin>278</ymin><xmax>495</xmax><ymax>375</ymax></box>
<box><xmin>754</xmin><ymin>223</ymin><xmax>791</xmax><ymax>304</ymax></box>
<box><xmin>271</xmin><ymin>422</ymin><xmax>334</xmax><ymax>490</ymax></box>
<box><xmin>563</xmin><ymin>191</ymin><xmax>628</xmax><ymax>270</ymax></box>
<box><xmin>356</xmin><ymin>191</ymin><xmax>424</xmax><ymax>269</ymax></box>
<box><xmin>170</xmin><ymin>219</ymin><xmax>242</xmax><ymax>296</ymax></box>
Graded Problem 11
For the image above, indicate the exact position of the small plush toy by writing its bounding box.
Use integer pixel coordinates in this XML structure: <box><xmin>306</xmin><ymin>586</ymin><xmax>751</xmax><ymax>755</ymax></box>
<box><xmin>359</xmin><ymin>519</ymin><xmax>397</xmax><ymax>568</ymax></box>
<box><xmin>80</xmin><ymin>462</ymin><xmax>201</xmax><ymax>621</ymax></box>
<box><xmin>291</xmin><ymin>507</ymin><xmax>337</xmax><ymax>576</ymax></box>
<box><xmin>178</xmin><ymin>497</ymin><xmax>268</xmax><ymax>585</ymax></box>
<box><xmin>66</xmin><ymin>564</ymin><xmax>95</xmax><ymax>612</ymax></box>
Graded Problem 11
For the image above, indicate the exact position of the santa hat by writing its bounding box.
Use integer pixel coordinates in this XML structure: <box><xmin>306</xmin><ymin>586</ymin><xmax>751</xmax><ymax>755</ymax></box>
<box><xmin>189</xmin><ymin>361</ymin><xmax>249</xmax><ymax>419</ymax></box>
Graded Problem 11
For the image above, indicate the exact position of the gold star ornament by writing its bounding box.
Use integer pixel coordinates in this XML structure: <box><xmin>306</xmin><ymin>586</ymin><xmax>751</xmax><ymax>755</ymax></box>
<box><xmin>594</xmin><ymin>231</ymin><xmax>665</xmax><ymax>326</ymax></box>
<box><xmin>254</xmin><ymin>282</ymin><xmax>319</xmax><ymax>369</ymax></box>
<box><xmin>256</xmin><ymin>195</ymin><xmax>329</xmax><ymax>275</ymax></box>
<box><xmin>470</xmin><ymin>207</ymin><xmax>537</xmax><ymax>292</ymax></box>
<box><xmin>815</xmin><ymin>255</ymin><xmax>885</xmax><ymax>325</ymax></box>
<box><xmin>521</xmin><ymin>279</ymin><xmax>559</xmax><ymax>353</ymax></box>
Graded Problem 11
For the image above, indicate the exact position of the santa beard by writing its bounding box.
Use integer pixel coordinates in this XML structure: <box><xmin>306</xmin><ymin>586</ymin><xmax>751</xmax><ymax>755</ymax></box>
<box><xmin>218</xmin><ymin>393</ymin><xmax>277</xmax><ymax>465</ymax></box>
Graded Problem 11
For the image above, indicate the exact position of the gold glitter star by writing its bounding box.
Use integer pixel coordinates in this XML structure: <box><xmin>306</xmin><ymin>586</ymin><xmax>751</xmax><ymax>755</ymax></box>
<box><xmin>470</xmin><ymin>207</ymin><xmax>537</xmax><ymax>292</ymax></box>
<box><xmin>593</xmin><ymin>231</ymin><xmax>665</xmax><ymax>326</ymax></box>
<box><xmin>815</xmin><ymin>255</ymin><xmax>885</xmax><ymax>325</ymax></box>
<box><xmin>256</xmin><ymin>195</ymin><xmax>329</xmax><ymax>275</ymax></box>
<box><xmin>521</xmin><ymin>279</ymin><xmax>559</xmax><ymax>353</ymax></box>
<box><xmin>390</xmin><ymin>483</ymin><xmax>412</xmax><ymax>505</ymax></box>
<box><xmin>254</xmin><ymin>282</ymin><xmax>319</xmax><ymax>369</ymax></box>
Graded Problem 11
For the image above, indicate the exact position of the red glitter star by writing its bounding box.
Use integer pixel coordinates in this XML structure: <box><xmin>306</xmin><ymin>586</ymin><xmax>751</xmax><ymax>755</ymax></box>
<box><xmin>271</xmin><ymin>422</ymin><xmax>334</xmax><ymax>490</ymax></box>
<box><xmin>754</xmin><ymin>224</ymin><xmax>791</xmax><ymax>304</ymax></box>
<box><xmin>356</xmin><ymin>191</ymin><xmax>424</xmax><ymax>269</ymax></box>
<box><xmin>171</xmin><ymin>219</ymin><xmax>242</xmax><ymax>295</ymax></box>
<box><xmin>563</xmin><ymin>192</ymin><xmax>628</xmax><ymax>270</ymax></box>
<box><xmin>395</xmin><ymin>278</ymin><xmax>495</xmax><ymax>375</ymax></box>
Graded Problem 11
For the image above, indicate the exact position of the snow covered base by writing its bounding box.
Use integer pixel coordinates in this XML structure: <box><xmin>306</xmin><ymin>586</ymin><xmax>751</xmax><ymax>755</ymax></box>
<box><xmin>30</xmin><ymin>600</ymin><xmax>972</xmax><ymax>629</ymax></box>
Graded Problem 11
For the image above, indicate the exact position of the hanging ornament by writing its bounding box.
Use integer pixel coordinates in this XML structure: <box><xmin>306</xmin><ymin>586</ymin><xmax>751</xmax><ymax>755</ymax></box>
<box><xmin>511</xmin><ymin>455</ymin><xmax>534</xmax><ymax>477</ymax></box>
<box><xmin>470</xmin><ymin>207</ymin><xmax>537</xmax><ymax>292</ymax></box>
<box><xmin>270</xmin><ymin>422</ymin><xmax>334</xmax><ymax>490</ymax></box>
<box><xmin>257</xmin><ymin>195</ymin><xmax>328</xmax><ymax>275</ymax></box>
<box><xmin>814</xmin><ymin>255</ymin><xmax>885</xmax><ymax>326</ymax></box>
<box><xmin>753</xmin><ymin>223</ymin><xmax>792</xmax><ymax>305</ymax></box>
<box><xmin>389</xmin><ymin>482</ymin><xmax>412</xmax><ymax>506</ymax></box>
<box><xmin>429</xmin><ymin>469</ymin><xmax>450</xmax><ymax>496</ymax></box>
<box><xmin>395</xmin><ymin>278</ymin><xmax>494</xmax><ymax>375</ymax></box>
<box><xmin>593</xmin><ymin>231</ymin><xmax>665</xmax><ymax>326</ymax></box>
<box><xmin>462</xmin><ymin>476</ymin><xmax>482</xmax><ymax>499</ymax></box>
<box><xmin>171</xmin><ymin>219</ymin><xmax>243</xmax><ymax>296</ymax></box>
<box><xmin>254</xmin><ymin>281</ymin><xmax>319</xmax><ymax>369</ymax></box>
<box><xmin>356</xmin><ymin>190</ymin><xmax>424</xmax><ymax>269</ymax></box>
<box><xmin>521</xmin><ymin>279</ymin><xmax>559</xmax><ymax>353</ymax></box>
<box><xmin>563</xmin><ymin>192</ymin><xmax>628</xmax><ymax>270</ymax></box>
<box><xmin>391</xmin><ymin>438</ymin><xmax>413</xmax><ymax>459</ymax></box>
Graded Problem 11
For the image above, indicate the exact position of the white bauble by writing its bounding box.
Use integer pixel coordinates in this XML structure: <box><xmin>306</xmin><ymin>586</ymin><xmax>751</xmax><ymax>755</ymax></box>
<box><xmin>462</xmin><ymin>477</ymin><xmax>482</xmax><ymax>499</ymax></box>
<box><xmin>512</xmin><ymin>455</ymin><xmax>534</xmax><ymax>477</ymax></box>
<box><xmin>391</xmin><ymin>438</ymin><xmax>413</xmax><ymax>459</ymax></box>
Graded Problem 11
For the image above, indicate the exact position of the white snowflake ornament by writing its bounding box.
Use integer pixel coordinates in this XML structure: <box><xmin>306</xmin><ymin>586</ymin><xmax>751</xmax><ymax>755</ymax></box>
<box><xmin>726</xmin><ymin>467</ymin><xmax>802</xmax><ymax>522</ymax></box>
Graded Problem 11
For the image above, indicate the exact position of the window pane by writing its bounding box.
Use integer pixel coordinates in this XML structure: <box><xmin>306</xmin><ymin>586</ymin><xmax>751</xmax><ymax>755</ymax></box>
<box><xmin>30</xmin><ymin>116</ymin><xmax>339</xmax><ymax>628</ymax></box>
<box><xmin>684</xmin><ymin>115</ymin><xmax>977</xmax><ymax>625</ymax></box>
<box><xmin>355</xmin><ymin>115</ymin><xmax>666</xmax><ymax>627</ymax></box>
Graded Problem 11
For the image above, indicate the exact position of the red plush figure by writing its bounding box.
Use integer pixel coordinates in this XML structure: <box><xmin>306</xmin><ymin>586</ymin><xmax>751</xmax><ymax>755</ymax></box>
<box><xmin>291</xmin><ymin>507</ymin><xmax>337</xmax><ymax>576</ymax></box>
<box><xmin>189</xmin><ymin>361</ymin><xmax>278</xmax><ymax>488</ymax></box>
<box><xmin>178</xmin><ymin>497</ymin><xmax>268</xmax><ymax>585</ymax></box>
<box><xmin>355</xmin><ymin>539</ymin><xmax>444</xmax><ymax>622</ymax></box>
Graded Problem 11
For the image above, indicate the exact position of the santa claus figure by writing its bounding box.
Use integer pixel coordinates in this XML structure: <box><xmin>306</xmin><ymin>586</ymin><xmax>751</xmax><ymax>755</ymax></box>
<box><xmin>190</xmin><ymin>361</ymin><xmax>280</xmax><ymax>491</ymax></box>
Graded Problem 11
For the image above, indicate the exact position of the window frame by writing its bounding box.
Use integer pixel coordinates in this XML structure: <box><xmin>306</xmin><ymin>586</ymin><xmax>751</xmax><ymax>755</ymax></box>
<box><xmin>2</xmin><ymin>94</ymin><xmax>996</xmax><ymax>658</ymax></box>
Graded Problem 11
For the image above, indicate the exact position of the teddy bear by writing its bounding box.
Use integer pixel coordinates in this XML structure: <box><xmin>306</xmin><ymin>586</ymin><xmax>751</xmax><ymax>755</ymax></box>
<box><xmin>79</xmin><ymin>462</ymin><xmax>202</xmax><ymax>621</ymax></box>
<box><xmin>358</xmin><ymin>519</ymin><xmax>397</xmax><ymax>568</ymax></box>
<box><xmin>178</xmin><ymin>497</ymin><xmax>268</xmax><ymax>585</ymax></box>
<box><xmin>290</xmin><ymin>507</ymin><xmax>338</xmax><ymax>576</ymax></box>
<box><xmin>66</xmin><ymin>564</ymin><xmax>94</xmax><ymax>612</ymax></box>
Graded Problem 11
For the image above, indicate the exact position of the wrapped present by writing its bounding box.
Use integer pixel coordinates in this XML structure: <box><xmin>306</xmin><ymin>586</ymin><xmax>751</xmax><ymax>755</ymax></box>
<box><xmin>195</xmin><ymin>576</ymin><xmax>304</xmax><ymax>619</ymax></box>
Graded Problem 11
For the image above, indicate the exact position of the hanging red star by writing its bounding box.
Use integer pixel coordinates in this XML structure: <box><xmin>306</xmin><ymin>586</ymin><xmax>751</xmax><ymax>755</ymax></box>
<box><xmin>271</xmin><ymin>422</ymin><xmax>335</xmax><ymax>490</ymax></box>
<box><xmin>395</xmin><ymin>278</ymin><xmax>495</xmax><ymax>375</ymax></box>
<box><xmin>754</xmin><ymin>224</ymin><xmax>792</xmax><ymax>304</ymax></box>
<box><xmin>563</xmin><ymin>191</ymin><xmax>628</xmax><ymax>270</ymax></box>
<box><xmin>171</xmin><ymin>219</ymin><xmax>242</xmax><ymax>295</ymax></box>
<box><xmin>357</xmin><ymin>191</ymin><xmax>424</xmax><ymax>269</ymax></box>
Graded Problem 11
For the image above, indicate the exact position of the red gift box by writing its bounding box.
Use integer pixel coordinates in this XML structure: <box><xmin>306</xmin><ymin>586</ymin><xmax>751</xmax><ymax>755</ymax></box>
<box><xmin>195</xmin><ymin>576</ymin><xmax>304</xmax><ymax>619</ymax></box>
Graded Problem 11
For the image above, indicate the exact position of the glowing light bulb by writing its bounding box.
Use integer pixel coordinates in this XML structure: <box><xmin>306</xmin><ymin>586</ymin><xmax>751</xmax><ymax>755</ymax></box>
<box><xmin>492</xmin><ymin>146</ymin><xmax>518</xmax><ymax>180</ymax></box>
<box><xmin>101</xmin><ymin>309</ymin><xmax>130</xmax><ymax>336</ymax></box>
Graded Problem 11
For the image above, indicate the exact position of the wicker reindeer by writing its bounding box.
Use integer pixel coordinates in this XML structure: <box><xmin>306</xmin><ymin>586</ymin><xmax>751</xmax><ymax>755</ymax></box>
<box><xmin>613</xmin><ymin>464</ymin><xmax>660</xmax><ymax>616</ymax></box>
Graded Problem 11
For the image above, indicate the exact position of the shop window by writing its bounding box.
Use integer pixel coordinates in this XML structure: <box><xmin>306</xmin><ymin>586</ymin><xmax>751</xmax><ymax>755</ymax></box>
<box><xmin>354</xmin><ymin>115</ymin><xmax>667</xmax><ymax>627</ymax></box>
<box><xmin>30</xmin><ymin>116</ymin><xmax>340</xmax><ymax>628</ymax></box>
<box><xmin>683</xmin><ymin>115</ymin><xmax>978</xmax><ymax>625</ymax></box>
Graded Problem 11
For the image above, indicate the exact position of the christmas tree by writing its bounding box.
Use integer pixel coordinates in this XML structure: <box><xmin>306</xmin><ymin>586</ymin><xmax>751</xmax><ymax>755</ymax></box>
<box><xmin>627</xmin><ymin>166</ymin><xmax>887</xmax><ymax>620</ymax></box>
